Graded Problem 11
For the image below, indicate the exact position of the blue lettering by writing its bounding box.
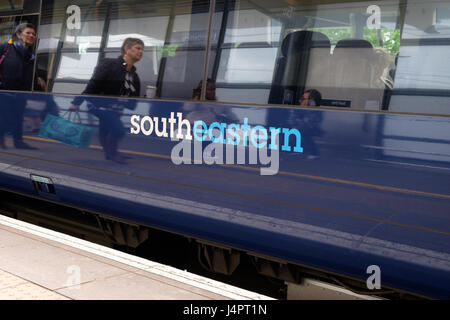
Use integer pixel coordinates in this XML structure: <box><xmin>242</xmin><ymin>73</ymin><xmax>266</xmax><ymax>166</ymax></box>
<box><xmin>282</xmin><ymin>128</ymin><xmax>303</xmax><ymax>153</ymax></box>
<box><xmin>241</xmin><ymin>118</ymin><xmax>251</xmax><ymax>147</ymax></box>
<box><xmin>193</xmin><ymin>121</ymin><xmax>207</xmax><ymax>142</ymax></box>
<box><xmin>269</xmin><ymin>127</ymin><xmax>281</xmax><ymax>150</ymax></box>
<box><xmin>250</xmin><ymin>126</ymin><xmax>268</xmax><ymax>149</ymax></box>
<box><xmin>227</xmin><ymin>123</ymin><xmax>241</xmax><ymax>146</ymax></box>
<box><xmin>208</xmin><ymin>122</ymin><xmax>227</xmax><ymax>144</ymax></box>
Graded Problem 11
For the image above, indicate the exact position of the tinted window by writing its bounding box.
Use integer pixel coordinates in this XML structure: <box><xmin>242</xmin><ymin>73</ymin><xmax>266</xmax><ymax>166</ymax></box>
<box><xmin>389</xmin><ymin>0</ymin><xmax>450</xmax><ymax>114</ymax></box>
<box><xmin>0</xmin><ymin>16</ymin><xmax>20</xmax><ymax>43</ymax></box>
<box><xmin>0</xmin><ymin>0</ymin><xmax>23</xmax><ymax>13</ymax></box>
<box><xmin>0</xmin><ymin>0</ymin><xmax>39</xmax><ymax>14</ymax></box>
<box><xmin>36</xmin><ymin>0</ymin><xmax>211</xmax><ymax>100</ymax></box>
<box><xmin>209</xmin><ymin>0</ymin><xmax>450</xmax><ymax>115</ymax></box>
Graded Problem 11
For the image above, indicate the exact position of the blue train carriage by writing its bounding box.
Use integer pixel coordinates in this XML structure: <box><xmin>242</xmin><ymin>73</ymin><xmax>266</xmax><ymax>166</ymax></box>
<box><xmin>0</xmin><ymin>0</ymin><xmax>449</xmax><ymax>299</ymax></box>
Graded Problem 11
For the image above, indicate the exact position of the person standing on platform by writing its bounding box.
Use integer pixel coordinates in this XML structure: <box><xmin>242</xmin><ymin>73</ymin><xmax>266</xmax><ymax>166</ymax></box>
<box><xmin>0</xmin><ymin>23</ymin><xmax>37</xmax><ymax>150</ymax></box>
<box><xmin>69</xmin><ymin>38</ymin><xmax>144</xmax><ymax>164</ymax></box>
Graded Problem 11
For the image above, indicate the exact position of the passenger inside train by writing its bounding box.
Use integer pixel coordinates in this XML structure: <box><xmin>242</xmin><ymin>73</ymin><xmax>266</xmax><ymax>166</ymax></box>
<box><xmin>299</xmin><ymin>89</ymin><xmax>322</xmax><ymax>107</ymax></box>
<box><xmin>289</xmin><ymin>89</ymin><xmax>323</xmax><ymax>159</ymax></box>
<box><xmin>192</xmin><ymin>79</ymin><xmax>217</xmax><ymax>101</ymax></box>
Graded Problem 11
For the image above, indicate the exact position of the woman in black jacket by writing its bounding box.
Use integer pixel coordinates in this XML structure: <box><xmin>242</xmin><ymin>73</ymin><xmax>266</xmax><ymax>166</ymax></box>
<box><xmin>70</xmin><ymin>38</ymin><xmax>143</xmax><ymax>164</ymax></box>
<box><xmin>0</xmin><ymin>23</ymin><xmax>37</xmax><ymax>149</ymax></box>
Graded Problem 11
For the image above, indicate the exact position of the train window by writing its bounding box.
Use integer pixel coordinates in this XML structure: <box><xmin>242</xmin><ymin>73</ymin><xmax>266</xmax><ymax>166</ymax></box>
<box><xmin>0</xmin><ymin>0</ymin><xmax>40</xmax><ymax>15</ymax></box>
<box><xmin>209</xmin><ymin>0</ymin><xmax>450</xmax><ymax>115</ymax></box>
<box><xmin>35</xmin><ymin>0</ymin><xmax>109</xmax><ymax>94</ymax></box>
<box><xmin>36</xmin><ymin>0</ymin><xmax>212</xmax><ymax>100</ymax></box>
<box><xmin>55</xmin><ymin>52</ymin><xmax>100</xmax><ymax>81</ymax></box>
<box><xmin>437</xmin><ymin>7</ymin><xmax>450</xmax><ymax>25</ymax></box>
<box><xmin>0</xmin><ymin>0</ymin><xmax>23</xmax><ymax>13</ymax></box>
<box><xmin>389</xmin><ymin>0</ymin><xmax>450</xmax><ymax>114</ymax></box>
<box><xmin>210</xmin><ymin>0</ymin><xmax>402</xmax><ymax>108</ymax></box>
<box><xmin>0</xmin><ymin>16</ymin><xmax>20</xmax><ymax>43</ymax></box>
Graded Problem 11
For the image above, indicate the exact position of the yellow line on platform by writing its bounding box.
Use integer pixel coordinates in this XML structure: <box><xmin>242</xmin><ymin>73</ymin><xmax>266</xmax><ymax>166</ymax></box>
<box><xmin>24</xmin><ymin>135</ymin><xmax>171</xmax><ymax>160</ymax></box>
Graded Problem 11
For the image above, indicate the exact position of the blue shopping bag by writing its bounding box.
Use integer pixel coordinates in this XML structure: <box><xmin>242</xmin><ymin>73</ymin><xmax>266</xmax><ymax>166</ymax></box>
<box><xmin>39</xmin><ymin>111</ymin><xmax>94</xmax><ymax>148</ymax></box>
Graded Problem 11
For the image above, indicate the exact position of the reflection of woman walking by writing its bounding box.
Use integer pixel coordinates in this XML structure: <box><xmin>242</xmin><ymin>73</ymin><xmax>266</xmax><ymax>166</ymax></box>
<box><xmin>70</xmin><ymin>38</ymin><xmax>143</xmax><ymax>164</ymax></box>
<box><xmin>0</xmin><ymin>23</ymin><xmax>37</xmax><ymax>149</ymax></box>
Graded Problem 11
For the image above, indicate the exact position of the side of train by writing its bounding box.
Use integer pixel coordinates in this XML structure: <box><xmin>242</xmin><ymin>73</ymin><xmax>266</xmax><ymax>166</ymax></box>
<box><xmin>0</xmin><ymin>0</ymin><xmax>449</xmax><ymax>299</ymax></box>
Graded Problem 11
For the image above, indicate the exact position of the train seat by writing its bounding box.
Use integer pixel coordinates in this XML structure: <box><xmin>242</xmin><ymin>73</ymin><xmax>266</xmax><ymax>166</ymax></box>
<box><xmin>268</xmin><ymin>30</ymin><xmax>331</xmax><ymax>105</ymax></box>
<box><xmin>326</xmin><ymin>38</ymin><xmax>383</xmax><ymax>109</ymax></box>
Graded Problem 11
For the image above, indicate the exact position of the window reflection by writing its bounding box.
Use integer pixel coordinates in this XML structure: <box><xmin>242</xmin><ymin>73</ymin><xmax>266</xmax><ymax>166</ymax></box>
<box><xmin>0</xmin><ymin>16</ymin><xmax>19</xmax><ymax>43</ymax></box>
<box><xmin>63</xmin><ymin>21</ymin><xmax>104</xmax><ymax>49</ymax></box>
<box><xmin>36</xmin><ymin>23</ymin><xmax>62</xmax><ymax>53</ymax></box>
<box><xmin>212</xmin><ymin>0</ymin><xmax>405</xmax><ymax>110</ymax></box>
<box><xmin>161</xmin><ymin>11</ymin><xmax>212</xmax><ymax>99</ymax></box>
<box><xmin>31</xmin><ymin>0</ymin><xmax>450</xmax><ymax>115</ymax></box>
<box><xmin>224</xmin><ymin>9</ymin><xmax>282</xmax><ymax>44</ymax></box>
<box><xmin>36</xmin><ymin>0</ymin><xmax>211</xmax><ymax>101</ymax></box>
<box><xmin>217</xmin><ymin>47</ymin><xmax>278</xmax><ymax>84</ymax></box>
<box><xmin>107</xmin><ymin>16</ymin><xmax>168</xmax><ymax>48</ymax></box>
<box><xmin>437</xmin><ymin>7</ymin><xmax>450</xmax><ymax>25</ymax></box>
<box><xmin>56</xmin><ymin>52</ymin><xmax>100</xmax><ymax>81</ymax></box>
<box><xmin>0</xmin><ymin>0</ymin><xmax>23</xmax><ymax>12</ymax></box>
<box><xmin>207</xmin><ymin>0</ymin><xmax>449</xmax><ymax>114</ymax></box>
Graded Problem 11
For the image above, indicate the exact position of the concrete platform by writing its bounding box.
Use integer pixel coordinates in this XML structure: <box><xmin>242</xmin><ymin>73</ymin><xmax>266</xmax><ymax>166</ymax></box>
<box><xmin>0</xmin><ymin>214</ymin><xmax>273</xmax><ymax>300</ymax></box>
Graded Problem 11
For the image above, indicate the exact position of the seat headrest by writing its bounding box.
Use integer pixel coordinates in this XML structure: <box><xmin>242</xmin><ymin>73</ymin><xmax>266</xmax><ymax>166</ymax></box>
<box><xmin>335</xmin><ymin>39</ymin><xmax>373</xmax><ymax>49</ymax></box>
<box><xmin>281</xmin><ymin>31</ymin><xmax>331</xmax><ymax>56</ymax></box>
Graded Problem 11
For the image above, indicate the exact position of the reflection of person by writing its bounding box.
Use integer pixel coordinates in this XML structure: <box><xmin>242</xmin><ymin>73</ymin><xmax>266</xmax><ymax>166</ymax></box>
<box><xmin>24</xmin><ymin>68</ymin><xmax>59</xmax><ymax>133</ymax></box>
<box><xmin>291</xmin><ymin>89</ymin><xmax>323</xmax><ymax>159</ymax></box>
<box><xmin>0</xmin><ymin>23</ymin><xmax>37</xmax><ymax>149</ymax></box>
<box><xmin>192</xmin><ymin>78</ymin><xmax>216</xmax><ymax>101</ymax></box>
<box><xmin>69</xmin><ymin>38</ymin><xmax>143</xmax><ymax>164</ymax></box>
<box><xmin>372</xmin><ymin>48</ymin><xmax>394</xmax><ymax>89</ymax></box>
<box><xmin>186</xmin><ymin>79</ymin><xmax>238</xmax><ymax>124</ymax></box>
